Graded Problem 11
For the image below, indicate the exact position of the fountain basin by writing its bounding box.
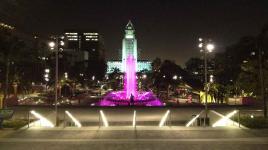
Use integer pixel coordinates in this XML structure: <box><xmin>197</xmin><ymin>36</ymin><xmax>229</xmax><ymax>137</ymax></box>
<box><xmin>98</xmin><ymin>91</ymin><xmax>163</xmax><ymax>106</ymax></box>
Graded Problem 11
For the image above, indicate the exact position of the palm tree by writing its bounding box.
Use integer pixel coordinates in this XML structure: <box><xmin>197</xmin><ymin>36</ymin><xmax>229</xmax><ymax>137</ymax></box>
<box><xmin>208</xmin><ymin>83</ymin><xmax>219</xmax><ymax>103</ymax></box>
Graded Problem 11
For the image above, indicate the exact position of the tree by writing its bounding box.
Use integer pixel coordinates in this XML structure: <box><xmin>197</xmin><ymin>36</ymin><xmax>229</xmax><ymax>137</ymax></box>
<box><xmin>108</xmin><ymin>68</ymin><xmax>122</xmax><ymax>90</ymax></box>
<box><xmin>213</xmin><ymin>25</ymin><xmax>268</xmax><ymax>111</ymax></box>
<box><xmin>257</xmin><ymin>24</ymin><xmax>268</xmax><ymax>117</ymax></box>
<box><xmin>152</xmin><ymin>57</ymin><xmax>162</xmax><ymax>72</ymax></box>
<box><xmin>185</xmin><ymin>57</ymin><xmax>203</xmax><ymax>74</ymax></box>
<box><xmin>151</xmin><ymin>59</ymin><xmax>202</xmax><ymax>100</ymax></box>
<box><xmin>214</xmin><ymin>36</ymin><xmax>257</xmax><ymax>97</ymax></box>
<box><xmin>0</xmin><ymin>27</ymin><xmax>26</xmax><ymax>107</ymax></box>
<box><xmin>236</xmin><ymin>59</ymin><xmax>258</xmax><ymax>95</ymax></box>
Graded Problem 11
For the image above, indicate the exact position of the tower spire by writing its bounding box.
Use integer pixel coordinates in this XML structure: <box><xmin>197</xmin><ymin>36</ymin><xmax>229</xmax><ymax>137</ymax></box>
<box><xmin>126</xmin><ymin>20</ymin><xmax>134</xmax><ymax>30</ymax></box>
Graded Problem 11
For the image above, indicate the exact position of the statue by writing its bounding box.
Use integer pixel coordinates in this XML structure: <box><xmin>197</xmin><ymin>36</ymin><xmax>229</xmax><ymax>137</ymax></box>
<box><xmin>130</xmin><ymin>94</ymin><xmax>134</xmax><ymax>106</ymax></box>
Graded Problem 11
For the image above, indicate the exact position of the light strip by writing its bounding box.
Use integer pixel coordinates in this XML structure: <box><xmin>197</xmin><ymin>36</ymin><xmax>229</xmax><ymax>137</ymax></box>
<box><xmin>159</xmin><ymin>110</ymin><xmax>170</xmax><ymax>127</ymax></box>
<box><xmin>133</xmin><ymin>110</ymin><xmax>136</xmax><ymax>127</ymax></box>
<box><xmin>100</xmin><ymin>110</ymin><xmax>109</xmax><ymax>127</ymax></box>
<box><xmin>211</xmin><ymin>110</ymin><xmax>239</xmax><ymax>127</ymax></box>
<box><xmin>65</xmin><ymin>111</ymin><xmax>82</xmax><ymax>128</ymax></box>
<box><xmin>186</xmin><ymin>111</ymin><xmax>204</xmax><ymax>127</ymax></box>
<box><xmin>30</xmin><ymin>110</ymin><xmax>54</xmax><ymax>128</ymax></box>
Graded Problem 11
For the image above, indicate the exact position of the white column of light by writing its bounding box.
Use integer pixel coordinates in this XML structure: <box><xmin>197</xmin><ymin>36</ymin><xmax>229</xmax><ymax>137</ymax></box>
<box><xmin>159</xmin><ymin>110</ymin><xmax>170</xmax><ymax>127</ymax></box>
<box><xmin>133</xmin><ymin>110</ymin><xmax>136</xmax><ymax>127</ymax></box>
<box><xmin>100</xmin><ymin>110</ymin><xmax>109</xmax><ymax>127</ymax></box>
<box><xmin>211</xmin><ymin>110</ymin><xmax>240</xmax><ymax>127</ymax></box>
<box><xmin>65</xmin><ymin>111</ymin><xmax>82</xmax><ymax>127</ymax></box>
<box><xmin>186</xmin><ymin>110</ymin><xmax>204</xmax><ymax>127</ymax></box>
<box><xmin>30</xmin><ymin>110</ymin><xmax>54</xmax><ymax>128</ymax></box>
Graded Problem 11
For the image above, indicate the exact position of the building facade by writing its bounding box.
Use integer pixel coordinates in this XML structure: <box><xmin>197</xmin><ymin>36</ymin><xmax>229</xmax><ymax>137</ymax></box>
<box><xmin>64</xmin><ymin>30</ymin><xmax>105</xmax><ymax>60</ymax></box>
<box><xmin>63</xmin><ymin>30</ymin><xmax>106</xmax><ymax>79</ymax></box>
<box><xmin>107</xmin><ymin>21</ymin><xmax>151</xmax><ymax>73</ymax></box>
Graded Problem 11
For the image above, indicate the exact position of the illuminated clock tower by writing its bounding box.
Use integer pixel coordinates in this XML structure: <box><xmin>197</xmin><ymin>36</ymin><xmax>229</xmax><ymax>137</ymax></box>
<box><xmin>106</xmin><ymin>21</ymin><xmax>152</xmax><ymax>74</ymax></box>
<box><xmin>122</xmin><ymin>20</ymin><xmax>138</xmax><ymax>72</ymax></box>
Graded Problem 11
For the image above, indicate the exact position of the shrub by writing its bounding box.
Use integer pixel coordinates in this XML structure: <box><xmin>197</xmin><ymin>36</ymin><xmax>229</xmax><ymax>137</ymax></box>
<box><xmin>238</xmin><ymin>116</ymin><xmax>268</xmax><ymax>129</ymax></box>
<box><xmin>2</xmin><ymin>119</ymin><xmax>28</xmax><ymax>129</ymax></box>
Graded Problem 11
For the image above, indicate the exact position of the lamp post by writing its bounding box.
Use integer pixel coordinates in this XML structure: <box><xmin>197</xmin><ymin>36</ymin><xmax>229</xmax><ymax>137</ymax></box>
<box><xmin>257</xmin><ymin>42</ymin><xmax>266</xmax><ymax>118</ymax></box>
<box><xmin>198</xmin><ymin>38</ymin><xmax>215</xmax><ymax>126</ymax></box>
<box><xmin>48</xmin><ymin>38</ymin><xmax>64</xmax><ymax>127</ymax></box>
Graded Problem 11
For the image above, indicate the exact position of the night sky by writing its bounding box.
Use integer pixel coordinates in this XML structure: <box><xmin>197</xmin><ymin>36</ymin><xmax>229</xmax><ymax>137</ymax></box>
<box><xmin>1</xmin><ymin>0</ymin><xmax>268</xmax><ymax>65</ymax></box>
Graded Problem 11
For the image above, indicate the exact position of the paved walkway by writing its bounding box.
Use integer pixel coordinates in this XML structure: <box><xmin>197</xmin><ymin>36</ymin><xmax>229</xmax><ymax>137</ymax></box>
<box><xmin>1</xmin><ymin>127</ymin><xmax>268</xmax><ymax>150</ymax></box>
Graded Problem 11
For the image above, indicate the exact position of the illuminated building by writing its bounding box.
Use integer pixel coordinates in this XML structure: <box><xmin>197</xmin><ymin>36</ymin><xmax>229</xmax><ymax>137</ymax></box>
<box><xmin>107</xmin><ymin>21</ymin><xmax>152</xmax><ymax>73</ymax></box>
<box><xmin>64</xmin><ymin>30</ymin><xmax>104</xmax><ymax>60</ymax></box>
<box><xmin>0</xmin><ymin>22</ymin><xmax>14</xmax><ymax>30</ymax></box>
<box><xmin>62</xmin><ymin>30</ymin><xmax>106</xmax><ymax>79</ymax></box>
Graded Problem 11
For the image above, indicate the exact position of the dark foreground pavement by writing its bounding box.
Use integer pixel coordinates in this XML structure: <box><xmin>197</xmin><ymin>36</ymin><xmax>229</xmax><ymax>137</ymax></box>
<box><xmin>1</xmin><ymin>127</ymin><xmax>268</xmax><ymax>150</ymax></box>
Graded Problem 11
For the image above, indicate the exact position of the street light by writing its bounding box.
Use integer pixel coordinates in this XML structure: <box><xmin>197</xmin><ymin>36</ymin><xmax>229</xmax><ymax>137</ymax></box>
<box><xmin>60</xmin><ymin>41</ymin><xmax>64</xmax><ymax>46</ymax></box>
<box><xmin>44</xmin><ymin>74</ymin><xmax>49</xmax><ymax>78</ymax></box>
<box><xmin>198</xmin><ymin>37</ymin><xmax>215</xmax><ymax>126</ymax></box>
<box><xmin>198</xmin><ymin>43</ymin><xmax>203</xmax><ymax>48</ymax></box>
<box><xmin>49</xmin><ymin>42</ymin><xmax>55</xmax><ymax>49</ymax></box>
<box><xmin>142</xmin><ymin>74</ymin><xmax>147</xmax><ymax>79</ymax></box>
<box><xmin>209</xmin><ymin>75</ymin><xmax>214</xmax><ymax>83</ymax></box>
<box><xmin>48</xmin><ymin>38</ymin><xmax>64</xmax><ymax>127</ymax></box>
<box><xmin>64</xmin><ymin>72</ymin><xmax>68</xmax><ymax>79</ymax></box>
<box><xmin>45</xmin><ymin>69</ymin><xmax>50</xmax><ymax>73</ymax></box>
<box><xmin>206</xmin><ymin>44</ymin><xmax>215</xmax><ymax>53</ymax></box>
<box><xmin>44</xmin><ymin>69</ymin><xmax>50</xmax><ymax>92</ymax></box>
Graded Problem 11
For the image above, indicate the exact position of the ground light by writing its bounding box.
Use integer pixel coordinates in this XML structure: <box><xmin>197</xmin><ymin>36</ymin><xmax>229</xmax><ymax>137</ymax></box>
<box><xmin>212</xmin><ymin>110</ymin><xmax>238</xmax><ymax>127</ymax></box>
<box><xmin>186</xmin><ymin>111</ymin><xmax>204</xmax><ymax>127</ymax></box>
<box><xmin>133</xmin><ymin>110</ymin><xmax>136</xmax><ymax>127</ymax></box>
<box><xmin>65</xmin><ymin>111</ymin><xmax>82</xmax><ymax>128</ymax></box>
<box><xmin>159</xmin><ymin>110</ymin><xmax>170</xmax><ymax>127</ymax></box>
<box><xmin>30</xmin><ymin>110</ymin><xmax>54</xmax><ymax>128</ymax></box>
<box><xmin>100</xmin><ymin>110</ymin><xmax>109</xmax><ymax>127</ymax></box>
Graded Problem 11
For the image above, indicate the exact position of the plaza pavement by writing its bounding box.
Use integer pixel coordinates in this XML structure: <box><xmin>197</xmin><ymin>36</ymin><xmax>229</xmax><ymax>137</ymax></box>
<box><xmin>0</xmin><ymin>127</ymin><xmax>268</xmax><ymax>150</ymax></box>
<box><xmin>1</xmin><ymin>106</ymin><xmax>266</xmax><ymax>149</ymax></box>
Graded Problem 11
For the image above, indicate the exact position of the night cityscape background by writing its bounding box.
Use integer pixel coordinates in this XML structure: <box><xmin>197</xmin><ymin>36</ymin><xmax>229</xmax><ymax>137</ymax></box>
<box><xmin>1</xmin><ymin>0</ymin><xmax>268</xmax><ymax>65</ymax></box>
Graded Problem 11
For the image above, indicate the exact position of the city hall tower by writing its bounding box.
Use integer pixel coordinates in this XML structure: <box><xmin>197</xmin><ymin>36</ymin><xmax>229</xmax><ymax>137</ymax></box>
<box><xmin>122</xmin><ymin>21</ymin><xmax>138</xmax><ymax>72</ymax></box>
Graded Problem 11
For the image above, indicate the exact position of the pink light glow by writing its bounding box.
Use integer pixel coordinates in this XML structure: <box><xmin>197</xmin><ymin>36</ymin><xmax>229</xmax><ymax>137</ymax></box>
<box><xmin>124</xmin><ymin>55</ymin><xmax>137</xmax><ymax>99</ymax></box>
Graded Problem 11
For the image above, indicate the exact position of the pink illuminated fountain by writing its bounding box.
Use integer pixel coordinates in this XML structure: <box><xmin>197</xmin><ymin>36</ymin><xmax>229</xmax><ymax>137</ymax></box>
<box><xmin>124</xmin><ymin>55</ymin><xmax>137</xmax><ymax>99</ymax></box>
<box><xmin>98</xmin><ymin>55</ymin><xmax>163</xmax><ymax>106</ymax></box>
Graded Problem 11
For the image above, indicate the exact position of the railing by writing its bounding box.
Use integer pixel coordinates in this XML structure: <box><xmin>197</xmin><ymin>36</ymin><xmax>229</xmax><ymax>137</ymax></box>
<box><xmin>9</xmin><ymin>107</ymin><xmax>265</xmax><ymax>128</ymax></box>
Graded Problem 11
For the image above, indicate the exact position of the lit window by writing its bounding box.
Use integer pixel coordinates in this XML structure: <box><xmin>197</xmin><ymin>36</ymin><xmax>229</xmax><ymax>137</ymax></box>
<box><xmin>126</xmin><ymin>35</ymin><xmax>133</xmax><ymax>39</ymax></box>
<box><xmin>84</xmin><ymin>33</ymin><xmax>99</xmax><ymax>35</ymax></box>
<box><xmin>67</xmin><ymin>35</ymin><xmax>77</xmax><ymax>38</ymax></box>
<box><xmin>65</xmin><ymin>33</ymin><xmax>77</xmax><ymax>35</ymax></box>
<box><xmin>251</xmin><ymin>51</ymin><xmax>255</xmax><ymax>56</ymax></box>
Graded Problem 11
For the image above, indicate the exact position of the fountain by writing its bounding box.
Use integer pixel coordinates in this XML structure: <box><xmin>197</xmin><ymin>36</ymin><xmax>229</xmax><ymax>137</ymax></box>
<box><xmin>98</xmin><ymin>55</ymin><xmax>163</xmax><ymax>106</ymax></box>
